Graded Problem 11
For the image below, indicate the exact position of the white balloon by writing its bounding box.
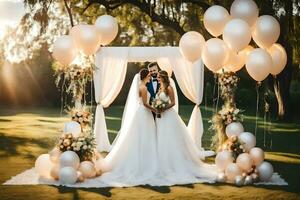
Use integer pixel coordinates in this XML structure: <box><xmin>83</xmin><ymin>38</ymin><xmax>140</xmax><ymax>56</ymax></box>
<box><xmin>239</xmin><ymin>132</ymin><xmax>256</xmax><ymax>152</ymax></box>
<box><xmin>215</xmin><ymin>150</ymin><xmax>234</xmax><ymax>171</ymax></box>
<box><xmin>249</xmin><ymin>147</ymin><xmax>265</xmax><ymax>166</ymax></box>
<box><xmin>95</xmin><ymin>15</ymin><xmax>118</xmax><ymax>45</ymax></box>
<box><xmin>157</xmin><ymin>58</ymin><xmax>172</xmax><ymax>77</ymax></box>
<box><xmin>224</xmin><ymin>50</ymin><xmax>245</xmax><ymax>72</ymax></box>
<box><xmin>225</xmin><ymin>163</ymin><xmax>242</xmax><ymax>181</ymax></box>
<box><xmin>179</xmin><ymin>31</ymin><xmax>205</xmax><ymax>62</ymax></box>
<box><xmin>63</xmin><ymin>121</ymin><xmax>81</xmax><ymax>137</ymax></box>
<box><xmin>235</xmin><ymin>175</ymin><xmax>244</xmax><ymax>186</ymax></box>
<box><xmin>60</xmin><ymin>151</ymin><xmax>80</xmax><ymax>169</ymax></box>
<box><xmin>204</xmin><ymin>5</ymin><xmax>231</xmax><ymax>37</ymax></box>
<box><xmin>246</xmin><ymin>48</ymin><xmax>273</xmax><ymax>81</ymax></box>
<box><xmin>35</xmin><ymin>154</ymin><xmax>53</xmax><ymax>178</ymax></box>
<box><xmin>202</xmin><ymin>38</ymin><xmax>229</xmax><ymax>72</ymax></box>
<box><xmin>268</xmin><ymin>43</ymin><xmax>287</xmax><ymax>75</ymax></box>
<box><xmin>78</xmin><ymin>161</ymin><xmax>96</xmax><ymax>178</ymax></box>
<box><xmin>230</xmin><ymin>0</ymin><xmax>259</xmax><ymax>26</ymax></box>
<box><xmin>59</xmin><ymin>167</ymin><xmax>78</xmax><ymax>184</ymax></box>
<box><xmin>49</xmin><ymin>148</ymin><xmax>61</xmax><ymax>163</ymax></box>
<box><xmin>225</xmin><ymin>122</ymin><xmax>244</xmax><ymax>137</ymax></box>
<box><xmin>52</xmin><ymin>35</ymin><xmax>77</xmax><ymax>66</ymax></box>
<box><xmin>236</xmin><ymin>153</ymin><xmax>253</xmax><ymax>171</ymax></box>
<box><xmin>223</xmin><ymin>18</ymin><xmax>252</xmax><ymax>51</ymax></box>
<box><xmin>217</xmin><ymin>172</ymin><xmax>227</xmax><ymax>182</ymax></box>
<box><xmin>244</xmin><ymin>175</ymin><xmax>253</xmax><ymax>185</ymax></box>
<box><xmin>71</xmin><ymin>24</ymin><xmax>100</xmax><ymax>55</ymax></box>
<box><xmin>257</xmin><ymin>161</ymin><xmax>274</xmax><ymax>181</ymax></box>
<box><xmin>252</xmin><ymin>15</ymin><xmax>280</xmax><ymax>48</ymax></box>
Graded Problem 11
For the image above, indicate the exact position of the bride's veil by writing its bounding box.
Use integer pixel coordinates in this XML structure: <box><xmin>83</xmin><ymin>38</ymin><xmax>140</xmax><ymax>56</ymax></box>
<box><xmin>110</xmin><ymin>73</ymin><xmax>140</xmax><ymax>148</ymax></box>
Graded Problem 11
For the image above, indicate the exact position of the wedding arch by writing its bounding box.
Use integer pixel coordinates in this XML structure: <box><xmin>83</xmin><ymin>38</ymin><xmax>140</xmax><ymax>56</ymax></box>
<box><xmin>93</xmin><ymin>46</ymin><xmax>205</xmax><ymax>152</ymax></box>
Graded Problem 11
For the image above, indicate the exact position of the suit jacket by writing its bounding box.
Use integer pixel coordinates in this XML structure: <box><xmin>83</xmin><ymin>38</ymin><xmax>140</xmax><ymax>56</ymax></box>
<box><xmin>146</xmin><ymin>79</ymin><xmax>160</xmax><ymax>104</ymax></box>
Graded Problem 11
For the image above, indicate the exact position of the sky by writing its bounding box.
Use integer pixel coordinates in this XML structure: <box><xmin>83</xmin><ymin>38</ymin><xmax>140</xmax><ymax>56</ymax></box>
<box><xmin>0</xmin><ymin>0</ymin><xmax>25</xmax><ymax>39</ymax></box>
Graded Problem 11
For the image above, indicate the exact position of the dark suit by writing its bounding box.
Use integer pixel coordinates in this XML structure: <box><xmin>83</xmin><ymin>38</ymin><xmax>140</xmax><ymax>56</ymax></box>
<box><xmin>146</xmin><ymin>78</ymin><xmax>160</xmax><ymax>118</ymax></box>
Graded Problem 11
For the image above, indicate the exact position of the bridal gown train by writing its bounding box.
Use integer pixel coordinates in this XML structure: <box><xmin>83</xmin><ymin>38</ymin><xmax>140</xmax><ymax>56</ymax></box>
<box><xmin>155</xmin><ymin>99</ymin><xmax>217</xmax><ymax>185</ymax></box>
<box><xmin>97</xmin><ymin>93</ymin><xmax>158</xmax><ymax>187</ymax></box>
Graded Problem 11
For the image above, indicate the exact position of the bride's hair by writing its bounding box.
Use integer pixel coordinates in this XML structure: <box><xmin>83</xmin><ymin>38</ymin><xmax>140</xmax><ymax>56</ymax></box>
<box><xmin>139</xmin><ymin>68</ymin><xmax>149</xmax><ymax>80</ymax></box>
<box><xmin>159</xmin><ymin>70</ymin><xmax>170</xmax><ymax>92</ymax></box>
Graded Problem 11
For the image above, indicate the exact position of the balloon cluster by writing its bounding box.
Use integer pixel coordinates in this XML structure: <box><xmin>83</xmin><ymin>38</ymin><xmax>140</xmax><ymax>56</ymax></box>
<box><xmin>215</xmin><ymin>122</ymin><xmax>274</xmax><ymax>186</ymax></box>
<box><xmin>179</xmin><ymin>0</ymin><xmax>287</xmax><ymax>81</ymax></box>
<box><xmin>52</xmin><ymin>15</ymin><xmax>118</xmax><ymax>67</ymax></box>
<box><xmin>34</xmin><ymin>121</ymin><xmax>106</xmax><ymax>185</ymax></box>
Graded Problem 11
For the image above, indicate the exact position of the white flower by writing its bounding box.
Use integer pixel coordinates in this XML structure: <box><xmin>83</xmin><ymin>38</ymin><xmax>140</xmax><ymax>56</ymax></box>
<box><xmin>83</xmin><ymin>145</ymin><xmax>88</xmax><ymax>150</ymax></box>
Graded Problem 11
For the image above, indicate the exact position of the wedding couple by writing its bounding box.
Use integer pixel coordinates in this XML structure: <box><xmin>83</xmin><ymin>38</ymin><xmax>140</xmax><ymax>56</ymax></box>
<box><xmin>97</xmin><ymin>63</ymin><xmax>217</xmax><ymax>187</ymax></box>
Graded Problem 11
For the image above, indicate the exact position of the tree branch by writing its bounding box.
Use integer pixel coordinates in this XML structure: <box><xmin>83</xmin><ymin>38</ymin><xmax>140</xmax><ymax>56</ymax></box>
<box><xmin>64</xmin><ymin>0</ymin><xmax>74</xmax><ymax>27</ymax></box>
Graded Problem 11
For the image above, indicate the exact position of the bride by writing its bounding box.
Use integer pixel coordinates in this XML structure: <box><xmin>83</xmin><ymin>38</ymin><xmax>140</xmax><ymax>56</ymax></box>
<box><xmin>154</xmin><ymin>70</ymin><xmax>217</xmax><ymax>185</ymax></box>
<box><xmin>97</xmin><ymin>69</ymin><xmax>216</xmax><ymax>187</ymax></box>
<box><xmin>98</xmin><ymin>68</ymin><xmax>158</xmax><ymax>187</ymax></box>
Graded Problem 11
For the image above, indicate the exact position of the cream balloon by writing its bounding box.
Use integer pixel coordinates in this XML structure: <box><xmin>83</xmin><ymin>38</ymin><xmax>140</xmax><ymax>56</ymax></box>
<box><xmin>94</xmin><ymin>158</ymin><xmax>111</xmax><ymax>173</ymax></box>
<box><xmin>268</xmin><ymin>43</ymin><xmax>287</xmax><ymax>75</ymax></box>
<box><xmin>202</xmin><ymin>38</ymin><xmax>229</xmax><ymax>72</ymax></box>
<box><xmin>95</xmin><ymin>15</ymin><xmax>118</xmax><ymax>45</ymax></box>
<box><xmin>35</xmin><ymin>154</ymin><xmax>53</xmax><ymax>178</ymax></box>
<box><xmin>236</xmin><ymin>153</ymin><xmax>253</xmax><ymax>171</ymax></box>
<box><xmin>49</xmin><ymin>148</ymin><xmax>61</xmax><ymax>163</ymax></box>
<box><xmin>249</xmin><ymin>147</ymin><xmax>265</xmax><ymax>166</ymax></box>
<box><xmin>59</xmin><ymin>167</ymin><xmax>78</xmax><ymax>184</ymax></box>
<box><xmin>71</xmin><ymin>24</ymin><xmax>100</xmax><ymax>55</ymax></box>
<box><xmin>215</xmin><ymin>150</ymin><xmax>234</xmax><ymax>171</ymax></box>
<box><xmin>52</xmin><ymin>35</ymin><xmax>77</xmax><ymax>66</ymax></box>
<box><xmin>60</xmin><ymin>151</ymin><xmax>80</xmax><ymax>169</ymax></box>
<box><xmin>204</xmin><ymin>5</ymin><xmax>231</xmax><ymax>37</ymax></box>
<box><xmin>225</xmin><ymin>122</ymin><xmax>244</xmax><ymax>137</ymax></box>
<box><xmin>246</xmin><ymin>48</ymin><xmax>273</xmax><ymax>81</ymax></box>
<box><xmin>224</xmin><ymin>50</ymin><xmax>245</xmax><ymax>72</ymax></box>
<box><xmin>235</xmin><ymin>175</ymin><xmax>244</xmax><ymax>186</ymax></box>
<box><xmin>252</xmin><ymin>15</ymin><xmax>280</xmax><ymax>48</ymax></box>
<box><xmin>239</xmin><ymin>132</ymin><xmax>256</xmax><ymax>152</ymax></box>
<box><xmin>217</xmin><ymin>172</ymin><xmax>227</xmax><ymax>182</ymax></box>
<box><xmin>257</xmin><ymin>161</ymin><xmax>274</xmax><ymax>181</ymax></box>
<box><xmin>157</xmin><ymin>57</ymin><xmax>172</xmax><ymax>77</ymax></box>
<box><xmin>230</xmin><ymin>0</ymin><xmax>259</xmax><ymax>26</ymax></box>
<box><xmin>225</xmin><ymin>163</ymin><xmax>242</xmax><ymax>181</ymax></box>
<box><xmin>63</xmin><ymin>121</ymin><xmax>81</xmax><ymax>137</ymax></box>
<box><xmin>50</xmin><ymin>164</ymin><xmax>60</xmax><ymax>180</ymax></box>
<box><xmin>179</xmin><ymin>31</ymin><xmax>205</xmax><ymax>62</ymax></box>
<box><xmin>223</xmin><ymin>18</ymin><xmax>252</xmax><ymax>52</ymax></box>
<box><xmin>238</xmin><ymin>45</ymin><xmax>254</xmax><ymax>62</ymax></box>
<box><xmin>78</xmin><ymin>161</ymin><xmax>96</xmax><ymax>178</ymax></box>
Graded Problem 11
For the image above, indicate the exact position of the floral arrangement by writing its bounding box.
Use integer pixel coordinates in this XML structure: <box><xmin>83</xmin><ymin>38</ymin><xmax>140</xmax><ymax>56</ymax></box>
<box><xmin>152</xmin><ymin>92</ymin><xmax>169</xmax><ymax>118</ymax></box>
<box><xmin>221</xmin><ymin>135</ymin><xmax>245</xmax><ymax>161</ymax></box>
<box><xmin>57</xmin><ymin>131</ymin><xmax>96</xmax><ymax>162</ymax></box>
<box><xmin>210</xmin><ymin>72</ymin><xmax>243</xmax><ymax>151</ymax></box>
<box><xmin>69</xmin><ymin>108</ymin><xmax>92</xmax><ymax>127</ymax></box>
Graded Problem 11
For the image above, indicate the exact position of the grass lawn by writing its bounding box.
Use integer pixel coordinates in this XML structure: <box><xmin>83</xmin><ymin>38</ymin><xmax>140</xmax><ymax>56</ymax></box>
<box><xmin>0</xmin><ymin>106</ymin><xmax>299</xmax><ymax>200</ymax></box>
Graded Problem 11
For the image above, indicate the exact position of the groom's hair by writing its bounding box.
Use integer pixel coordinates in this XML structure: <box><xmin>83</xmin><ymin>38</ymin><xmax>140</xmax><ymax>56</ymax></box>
<box><xmin>147</xmin><ymin>62</ymin><xmax>160</xmax><ymax>70</ymax></box>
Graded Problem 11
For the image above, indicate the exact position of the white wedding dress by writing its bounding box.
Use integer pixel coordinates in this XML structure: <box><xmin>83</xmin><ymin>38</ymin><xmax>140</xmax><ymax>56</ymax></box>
<box><xmin>154</xmin><ymin>91</ymin><xmax>218</xmax><ymax>185</ymax></box>
<box><xmin>97</xmin><ymin>90</ymin><xmax>158</xmax><ymax>187</ymax></box>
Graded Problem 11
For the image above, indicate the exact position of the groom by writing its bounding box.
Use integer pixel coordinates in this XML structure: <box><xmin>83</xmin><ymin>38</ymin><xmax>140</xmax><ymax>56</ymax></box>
<box><xmin>146</xmin><ymin>62</ymin><xmax>160</xmax><ymax>116</ymax></box>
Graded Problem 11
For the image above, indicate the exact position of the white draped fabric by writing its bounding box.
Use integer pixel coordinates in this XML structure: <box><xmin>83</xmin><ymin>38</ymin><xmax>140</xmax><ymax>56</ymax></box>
<box><xmin>94</xmin><ymin>47</ymin><xmax>204</xmax><ymax>151</ymax></box>
<box><xmin>94</xmin><ymin>48</ymin><xmax>128</xmax><ymax>152</ymax></box>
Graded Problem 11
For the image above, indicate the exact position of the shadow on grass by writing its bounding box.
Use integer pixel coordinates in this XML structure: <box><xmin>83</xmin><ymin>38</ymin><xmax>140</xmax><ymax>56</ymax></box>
<box><xmin>52</xmin><ymin>185</ymin><xmax>113</xmax><ymax>198</ymax></box>
<box><xmin>0</xmin><ymin>132</ymin><xmax>53</xmax><ymax>158</ymax></box>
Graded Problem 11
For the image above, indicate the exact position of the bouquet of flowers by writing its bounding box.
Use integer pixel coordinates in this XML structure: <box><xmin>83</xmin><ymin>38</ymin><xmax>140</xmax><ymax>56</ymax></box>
<box><xmin>70</xmin><ymin>108</ymin><xmax>92</xmax><ymax>127</ymax></box>
<box><xmin>57</xmin><ymin>130</ymin><xmax>96</xmax><ymax>161</ymax></box>
<box><xmin>221</xmin><ymin>135</ymin><xmax>245</xmax><ymax>161</ymax></box>
<box><xmin>152</xmin><ymin>92</ymin><xmax>169</xmax><ymax>118</ymax></box>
